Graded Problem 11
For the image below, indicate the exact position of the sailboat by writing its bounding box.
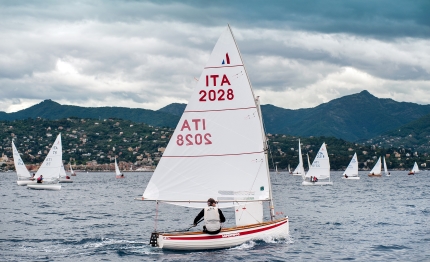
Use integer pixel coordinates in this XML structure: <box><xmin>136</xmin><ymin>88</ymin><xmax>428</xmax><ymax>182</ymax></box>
<box><xmin>292</xmin><ymin>139</ymin><xmax>304</xmax><ymax>176</ymax></box>
<box><xmin>288</xmin><ymin>164</ymin><xmax>292</xmax><ymax>174</ymax></box>
<box><xmin>306</xmin><ymin>153</ymin><xmax>311</xmax><ymax>171</ymax></box>
<box><xmin>13</xmin><ymin>141</ymin><xmax>36</xmax><ymax>186</ymax></box>
<box><xmin>368</xmin><ymin>157</ymin><xmax>382</xmax><ymax>177</ymax></box>
<box><xmin>137</xmin><ymin>26</ymin><xmax>289</xmax><ymax>250</ymax></box>
<box><xmin>27</xmin><ymin>134</ymin><xmax>62</xmax><ymax>190</ymax></box>
<box><xmin>408</xmin><ymin>162</ymin><xmax>420</xmax><ymax>175</ymax></box>
<box><xmin>302</xmin><ymin>143</ymin><xmax>333</xmax><ymax>186</ymax></box>
<box><xmin>59</xmin><ymin>163</ymin><xmax>73</xmax><ymax>183</ymax></box>
<box><xmin>383</xmin><ymin>156</ymin><xmax>390</xmax><ymax>176</ymax></box>
<box><xmin>70</xmin><ymin>163</ymin><xmax>76</xmax><ymax>176</ymax></box>
<box><xmin>115</xmin><ymin>157</ymin><xmax>124</xmax><ymax>178</ymax></box>
<box><xmin>342</xmin><ymin>152</ymin><xmax>359</xmax><ymax>180</ymax></box>
<box><xmin>275</xmin><ymin>165</ymin><xmax>280</xmax><ymax>174</ymax></box>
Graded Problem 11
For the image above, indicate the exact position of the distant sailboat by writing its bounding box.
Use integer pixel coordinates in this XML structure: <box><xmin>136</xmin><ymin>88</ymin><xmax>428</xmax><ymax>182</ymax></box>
<box><xmin>383</xmin><ymin>156</ymin><xmax>390</xmax><ymax>176</ymax></box>
<box><xmin>275</xmin><ymin>165</ymin><xmax>280</xmax><ymax>174</ymax></box>
<box><xmin>288</xmin><ymin>164</ymin><xmax>292</xmax><ymax>174</ymax></box>
<box><xmin>115</xmin><ymin>157</ymin><xmax>124</xmax><ymax>178</ymax></box>
<box><xmin>27</xmin><ymin>134</ymin><xmax>62</xmax><ymax>190</ymax></box>
<box><xmin>13</xmin><ymin>141</ymin><xmax>36</xmax><ymax>186</ymax></box>
<box><xmin>368</xmin><ymin>157</ymin><xmax>382</xmax><ymax>177</ymax></box>
<box><xmin>342</xmin><ymin>152</ymin><xmax>359</xmax><ymax>180</ymax></box>
<box><xmin>70</xmin><ymin>163</ymin><xmax>76</xmax><ymax>176</ymax></box>
<box><xmin>292</xmin><ymin>139</ymin><xmax>304</xmax><ymax>176</ymax></box>
<box><xmin>59</xmin><ymin>163</ymin><xmax>73</xmax><ymax>183</ymax></box>
<box><xmin>408</xmin><ymin>162</ymin><xmax>420</xmax><ymax>175</ymax></box>
<box><xmin>306</xmin><ymin>153</ymin><xmax>311</xmax><ymax>171</ymax></box>
<box><xmin>302</xmin><ymin>143</ymin><xmax>333</xmax><ymax>186</ymax></box>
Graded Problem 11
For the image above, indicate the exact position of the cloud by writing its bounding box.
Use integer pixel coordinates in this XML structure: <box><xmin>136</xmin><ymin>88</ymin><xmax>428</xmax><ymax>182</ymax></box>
<box><xmin>0</xmin><ymin>0</ymin><xmax>429</xmax><ymax>113</ymax></box>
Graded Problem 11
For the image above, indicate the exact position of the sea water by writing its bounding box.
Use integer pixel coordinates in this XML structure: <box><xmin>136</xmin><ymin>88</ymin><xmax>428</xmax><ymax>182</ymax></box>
<box><xmin>0</xmin><ymin>171</ymin><xmax>429</xmax><ymax>261</ymax></box>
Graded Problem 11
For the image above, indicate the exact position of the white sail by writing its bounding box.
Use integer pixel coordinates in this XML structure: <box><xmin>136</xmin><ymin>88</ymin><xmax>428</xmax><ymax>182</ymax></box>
<box><xmin>292</xmin><ymin>139</ymin><xmax>304</xmax><ymax>175</ymax></box>
<box><xmin>305</xmin><ymin>143</ymin><xmax>330</xmax><ymax>180</ymax></box>
<box><xmin>70</xmin><ymin>164</ymin><xmax>75</xmax><ymax>175</ymax></box>
<box><xmin>142</xmin><ymin>26</ymin><xmax>270</xmax><ymax>209</ymax></box>
<box><xmin>60</xmin><ymin>163</ymin><xmax>67</xmax><ymax>178</ymax></box>
<box><xmin>411</xmin><ymin>162</ymin><xmax>420</xmax><ymax>173</ymax></box>
<box><xmin>383</xmin><ymin>156</ymin><xmax>388</xmax><ymax>176</ymax></box>
<box><xmin>12</xmin><ymin>141</ymin><xmax>31</xmax><ymax>180</ymax></box>
<box><xmin>306</xmin><ymin>153</ymin><xmax>311</xmax><ymax>171</ymax></box>
<box><xmin>369</xmin><ymin>157</ymin><xmax>381</xmax><ymax>175</ymax></box>
<box><xmin>35</xmin><ymin>134</ymin><xmax>62</xmax><ymax>182</ymax></box>
<box><xmin>115</xmin><ymin>158</ymin><xmax>121</xmax><ymax>176</ymax></box>
<box><xmin>342</xmin><ymin>152</ymin><xmax>358</xmax><ymax>177</ymax></box>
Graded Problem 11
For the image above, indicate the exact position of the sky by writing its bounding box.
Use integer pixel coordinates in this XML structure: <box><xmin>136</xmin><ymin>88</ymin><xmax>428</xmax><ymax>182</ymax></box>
<box><xmin>1</xmin><ymin>0</ymin><xmax>430</xmax><ymax>113</ymax></box>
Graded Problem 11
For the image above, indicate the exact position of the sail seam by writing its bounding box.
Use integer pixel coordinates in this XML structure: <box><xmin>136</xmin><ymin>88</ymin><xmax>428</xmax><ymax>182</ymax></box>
<box><xmin>161</xmin><ymin>151</ymin><xmax>264</xmax><ymax>158</ymax></box>
<box><xmin>184</xmin><ymin>106</ymin><xmax>256</xmax><ymax>113</ymax></box>
<box><xmin>204</xmin><ymin>64</ymin><xmax>243</xmax><ymax>69</ymax></box>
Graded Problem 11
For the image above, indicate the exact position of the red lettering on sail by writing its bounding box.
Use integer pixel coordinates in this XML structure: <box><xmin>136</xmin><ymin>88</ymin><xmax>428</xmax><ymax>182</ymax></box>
<box><xmin>192</xmin><ymin>119</ymin><xmax>201</xmax><ymax>130</ymax></box>
<box><xmin>220</xmin><ymin>75</ymin><xmax>231</xmax><ymax>86</ymax></box>
<box><xmin>210</xmin><ymin>75</ymin><xmax>219</xmax><ymax>86</ymax></box>
<box><xmin>180</xmin><ymin>120</ymin><xmax>191</xmax><ymax>131</ymax></box>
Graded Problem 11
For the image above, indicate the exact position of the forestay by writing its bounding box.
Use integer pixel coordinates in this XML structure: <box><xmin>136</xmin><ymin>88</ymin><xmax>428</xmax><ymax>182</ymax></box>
<box><xmin>35</xmin><ymin>134</ymin><xmax>62</xmax><ymax>182</ymax></box>
<box><xmin>342</xmin><ymin>152</ymin><xmax>358</xmax><ymax>177</ymax></box>
<box><xmin>143</xmin><ymin>27</ymin><xmax>270</xmax><ymax>209</ymax></box>
<box><xmin>305</xmin><ymin>143</ymin><xmax>330</xmax><ymax>180</ymax></box>
<box><xmin>12</xmin><ymin>141</ymin><xmax>31</xmax><ymax>180</ymax></box>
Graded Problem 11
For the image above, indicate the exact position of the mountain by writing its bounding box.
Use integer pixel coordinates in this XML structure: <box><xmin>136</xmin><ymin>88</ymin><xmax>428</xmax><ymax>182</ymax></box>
<box><xmin>2</xmin><ymin>90</ymin><xmax>430</xmax><ymax>142</ymax></box>
<box><xmin>158</xmin><ymin>90</ymin><xmax>430</xmax><ymax>141</ymax></box>
<box><xmin>365</xmin><ymin>113</ymin><xmax>430</xmax><ymax>152</ymax></box>
<box><xmin>0</xmin><ymin>99</ymin><xmax>180</xmax><ymax>128</ymax></box>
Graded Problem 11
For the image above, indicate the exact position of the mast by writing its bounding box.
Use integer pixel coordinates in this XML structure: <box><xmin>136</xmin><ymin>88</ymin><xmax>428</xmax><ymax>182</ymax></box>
<box><xmin>256</xmin><ymin>96</ymin><xmax>275</xmax><ymax>221</ymax></box>
<box><xmin>228</xmin><ymin>25</ymin><xmax>275</xmax><ymax>220</ymax></box>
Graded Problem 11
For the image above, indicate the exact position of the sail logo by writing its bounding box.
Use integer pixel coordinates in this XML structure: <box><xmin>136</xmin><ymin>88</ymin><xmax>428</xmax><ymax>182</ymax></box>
<box><xmin>316</xmin><ymin>152</ymin><xmax>324</xmax><ymax>158</ymax></box>
<box><xmin>222</xmin><ymin>53</ymin><xmax>230</xmax><ymax>65</ymax></box>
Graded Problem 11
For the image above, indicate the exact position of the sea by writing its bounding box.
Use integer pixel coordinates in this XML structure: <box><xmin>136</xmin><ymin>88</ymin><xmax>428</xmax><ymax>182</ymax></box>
<box><xmin>1</xmin><ymin>171</ymin><xmax>429</xmax><ymax>261</ymax></box>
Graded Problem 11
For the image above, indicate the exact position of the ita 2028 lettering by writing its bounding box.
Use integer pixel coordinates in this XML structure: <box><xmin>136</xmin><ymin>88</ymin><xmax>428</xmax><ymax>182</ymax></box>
<box><xmin>176</xmin><ymin>119</ymin><xmax>212</xmax><ymax>146</ymax></box>
<box><xmin>199</xmin><ymin>74</ymin><xmax>234</xmax><ymax>102</ymax></box>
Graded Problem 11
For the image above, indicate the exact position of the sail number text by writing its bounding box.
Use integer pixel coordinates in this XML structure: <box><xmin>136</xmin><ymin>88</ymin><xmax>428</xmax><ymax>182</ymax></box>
<box><xmin>199</xmin><ymin>74</ymin><xmax>234</xmax><ymax>102</ymax></box>
<box><xmin>176</xmin><ymin>118</ymin><xmax>212</xmax><ymax>146</ymax></box>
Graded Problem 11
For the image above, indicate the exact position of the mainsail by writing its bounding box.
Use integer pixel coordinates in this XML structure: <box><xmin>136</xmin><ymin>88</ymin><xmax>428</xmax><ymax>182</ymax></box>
<box><xmin>342</xmin><ymin>152</ymin><xmax>358</xmax><ymax>177</ymax></box>
<box><xmin>305</xmin><ymin>143</ymin><xmax>330</xmax><ymax>180</ymax></box>
<box><xmin>35</xmin><ymin>134</ymin><xmax>62</xmax><ymax>182</ymax></box>
<box><xmin>115</xmin><ymin>157</ymin><xmax>121</xmax><ymax>176</ymax></box>
<box><xmin>12</xmin><ymin>141</ymin><xmax>31</xmax><ymax>180</ymax></box>
<box><xmin>142</xmin><ymin>26</ymin><xmax>270</xmax><ymax>209</ymax></box>
<box><xmin>369</xmin><ymin>157</ymin><xmax>381</xmax><ymax>175</ymax></box>
<box><xmin>292</xmin><ymin>139</ymin><xmax>304</xmax><ymax>175</ymax></box>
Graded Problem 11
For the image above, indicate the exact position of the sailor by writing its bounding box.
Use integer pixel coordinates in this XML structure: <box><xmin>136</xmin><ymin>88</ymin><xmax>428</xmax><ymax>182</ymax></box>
<box><xmin>193</xmin><ymin>198</ymin><xmax>226</xmax><ymax>234</ymax></box>
<box><xmin>36</xmin><ymin>175</ymin><xmax>43</xmax><ymax>183</ymax></box>
<box><xmin>30</xmin><ymin>173</ymin><xmax>36</xmax><ymax>180</ymax></box>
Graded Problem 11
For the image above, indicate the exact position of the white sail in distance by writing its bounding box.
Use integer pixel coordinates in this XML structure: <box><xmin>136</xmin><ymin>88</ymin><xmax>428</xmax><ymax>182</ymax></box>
<box><xmin>35</xmin><ymin>134</ymin><xmax>62</xmax><ymax>182</ymax></box>
<box><xmin>369</xmin><ymin>157</ymin><xmax>381</xmax><ymax>175</ymax></box>
<box><xmin>305</xmin><ymin>143</ymin><xmax>330</xmax><ymax>180</ymax></box>
<box><xmin>12</xmin><ymin>141</ymin><xmax>31</xmax><ymax>180</ymax></box>
<box><xmin>115</xmin><ymin>158</ymin><xmax>121</xmax><ymax>176</ymax></box>
<box><xmin>142</xmin><ymin>26</ymin><xmax>270</xmax><ymax>208</ymax></box>
<box><xmin>342</xmin><ymin>152</ymin><xmax>358</xmax><ymax>177</ymax></box>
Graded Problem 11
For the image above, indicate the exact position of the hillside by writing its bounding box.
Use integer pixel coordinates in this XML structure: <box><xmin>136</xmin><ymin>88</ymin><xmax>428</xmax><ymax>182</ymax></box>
<box><xmin>0</xmin><ymin>100</ymin><xmax>180</xmax><ymax>129</ymax></box>
<box><xmin>1</xmin><ymin>118</ymin><xmax>428</xmax><ymax>171</ymax></box>
<box><xmin>2</xmin><ymin>91</ymin><xmax>430</xmax><ymax>142</ymax></box>
<box><xmin>364</xmin><ymin>113</ymin><xmax>430</xmax><ymax>152</ymax></box>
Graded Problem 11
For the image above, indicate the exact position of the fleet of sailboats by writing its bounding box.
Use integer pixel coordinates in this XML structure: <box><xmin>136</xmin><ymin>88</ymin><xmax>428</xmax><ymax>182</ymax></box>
<box><xmin>137</xmin><ymin>25</ymin><xmax>289</xmax><ymax>250</ymax></box>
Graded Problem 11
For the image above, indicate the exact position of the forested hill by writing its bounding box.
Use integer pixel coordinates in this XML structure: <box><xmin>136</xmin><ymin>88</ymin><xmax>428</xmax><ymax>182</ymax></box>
<box><xmin>1</xmin><ymin>118</ymin><xmax>428</xmax><ymax>171</ymax></box>
<box><xmin>0</xmin><ymin>99</ymin><xmax>180</xmax><ymax>129</ymax></box>
<box><xmin>2</xmin><ymin>90</ymin><xmax>430</xmax><ymax>142</ymax></box>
